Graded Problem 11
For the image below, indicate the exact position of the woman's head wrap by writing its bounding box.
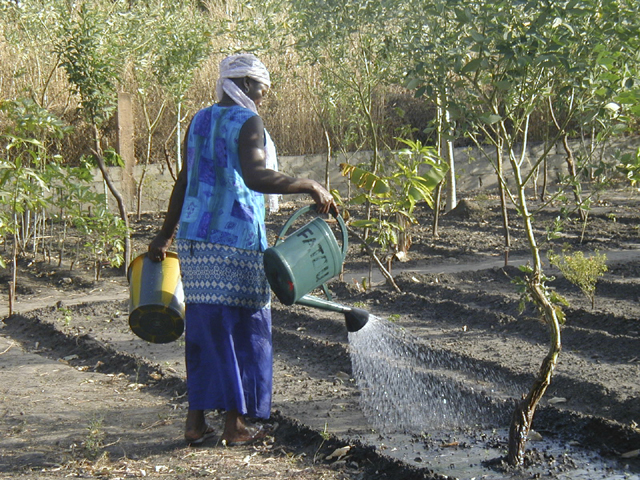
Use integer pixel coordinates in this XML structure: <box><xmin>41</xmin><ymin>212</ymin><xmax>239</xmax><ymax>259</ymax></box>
<box><xmin>216</xmin><ymin>54</ymin><xmax>271</xmax><ymax>113</ymax></box>
<box><xmin>216</xmin><ymin>54</ymin><xmax>280</xmax><ymax>212</ymax></box>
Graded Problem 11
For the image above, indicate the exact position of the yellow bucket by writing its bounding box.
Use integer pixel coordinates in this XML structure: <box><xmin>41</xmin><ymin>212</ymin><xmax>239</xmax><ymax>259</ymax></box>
<box><xmin>127</xmin><ymin>252</ymin><xmax>185</xmax><ymax>344</ymax></box>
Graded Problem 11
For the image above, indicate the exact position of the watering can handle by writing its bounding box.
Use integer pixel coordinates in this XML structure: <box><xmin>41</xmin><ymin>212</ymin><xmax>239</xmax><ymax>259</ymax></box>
<box><xmin>274</xmin><ymin>205</ymin><xmax>349</xmax><ymax>261</ymax></box>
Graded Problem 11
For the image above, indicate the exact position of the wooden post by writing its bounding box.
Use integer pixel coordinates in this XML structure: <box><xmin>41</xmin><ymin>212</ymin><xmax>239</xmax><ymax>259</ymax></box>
<box><xmin>117</xmin><ymin>92</ymin><xmax>135</xmax><ymax>213</ymax></box>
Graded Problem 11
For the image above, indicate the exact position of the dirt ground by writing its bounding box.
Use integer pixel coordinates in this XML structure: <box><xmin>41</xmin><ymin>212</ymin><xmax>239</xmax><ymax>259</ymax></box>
<box><xmin>1</xmin><ymin>187</ymin><xmax>640</xmax><ymax>479</ymax></box>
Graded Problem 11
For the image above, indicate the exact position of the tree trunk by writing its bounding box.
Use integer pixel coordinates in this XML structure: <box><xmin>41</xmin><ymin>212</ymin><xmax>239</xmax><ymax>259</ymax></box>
<box><xmin>136</xmin><ymin>165</ymin><xmax>148</xmax><ymax>220</ymax></box>
<box><xmin>8</xmin><ymin>238</ymin><xmax>17</xmax><ymax>317</ymax></box>
<box><xmin>561</xmin><ymin>134</ymin><xmax>587</xmax><ymax>222</ymax></box>
<box><xmin>540</xmin><ymin>156</ymin><xmax>548</xmax><ymax>201</ymax></box>
<box><xmin>508</xmin><ymin>282</ymin><xmax>562</xmax><ymax>465</ymax></box>
<box><xmin>433</xmin><ymin>94</ymin><xmax>445</xmax><ymax>238</ymax></box>
<box><xmin>324</xmin><ymin>128</ymin><xmax>331</xmax><ymax>191</ymax></box>
<box><xmin>347</xmin><ymin>226</ymin><xmax>401</xmax><ymax>293</ymax></box>
<box><xmin>496</xmin><ymin>141</ymin><xmax>511</xmax><ymax>266</ymax></box>
<box><xmin>396</xmin><ymin>212</ymin><xmax>411</xmax><ymax>254</ymax></box>
<box><xmin>92</xmin><ymin>125</ymin><xmax>132</xmax><ymax>269</ymax></box>
<box><xmin>506</xmin><ymin>153</ymin><xmax>563</xmax><ymax>466</ymax></box>
<box><xmin>432</xmin><ymin>182</ymin><xmax>443</xmax><ymax>239</ymax></box>
<box><xmin>444</xmin><ymin>89</ymin><xmax>457</xmax><ymax>212</ymax></box>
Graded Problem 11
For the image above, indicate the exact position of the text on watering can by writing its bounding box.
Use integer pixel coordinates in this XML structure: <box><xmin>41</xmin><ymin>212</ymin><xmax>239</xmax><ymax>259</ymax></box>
<box><xmin>296</xmin><ymin>227</ymin><xmax>331</xmax><ymax>282</ymax></box>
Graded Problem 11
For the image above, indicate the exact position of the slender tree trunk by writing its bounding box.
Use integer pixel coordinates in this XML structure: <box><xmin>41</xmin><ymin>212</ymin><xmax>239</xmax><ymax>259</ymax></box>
<box><xmin>561</xmin><ymin>133</ymin><xmax>587</xmax><ymax>222</ymax></box>
<box><xmin>324</xmin><ymin>128</ymin><xmax>331</xmax><ymax>190</ymax></box>
<box><xmin>444</xmin><ymin>89</ymin><xmax>457</xmax><ymax>212</ymax></box>
<box><xmin>432</xmin><ymin>182</ymin><xmax>443</xmax><ymax>239</ymax></box>
<box><xmin>136</xmin><ymin>99</ymin><xmax>165</xmax><ymax>219</ymax></box>
<box><xmin>396</xmin><ymin>212</ymin><xmax>411</xmax><ymax>254</ymax></box>
<box><xmin>176</xmin><ymin>101</ymin><xmax>183</xmax><ymax>173</ymax></box>
<box><xmin>548</xmin><ymin>96</ymin><xmax>584</xmax><ymax>220</ymax></box>
<box><xmin>433</xmin><ymin>94</ymin><xmax>445</xmax><ymax>238</ymax></box>
<box><xmin>136</xmin><ymin>166</ymin><xmax>148</xmax><ymax>220</ymax></box>
<box><xmin>8</xmin><ymin>238</ymin><xmax>17</xmax><ymax>317</ymax></box>
<box><xmin>496</xmin><ymin>140</ymin><xmax>511</xmax><ymax>265</ymax></box>
<box><xmin>91</xmin><ymin>125</ymin><xmax>132</xmax><ymax>268</ymax></box>
<box><xmin>347</xmin><ymin>226</ymin><xmax>401</xmax><ymax>293</ymax></box>
<box><xmin>540</xmin><ymin>156</ymin><xmax>548</xmax><ymax>201</ymax></box>
<box><xmin>507</xmin><ymin>154</ymin><xmax>563</xmax><ymax>466</ymax></box>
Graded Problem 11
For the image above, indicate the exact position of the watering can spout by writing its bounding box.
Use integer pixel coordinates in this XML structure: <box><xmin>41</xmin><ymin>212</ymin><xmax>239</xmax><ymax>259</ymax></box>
<box><xmin>296</xmin><ymin>295</ymin><xmax>369</xmax><ymax>332</ymax></box>
<box><xmin>344</xmin><ymin>307</ymin><xmax>370</xmax><ymax>333</ymax></box>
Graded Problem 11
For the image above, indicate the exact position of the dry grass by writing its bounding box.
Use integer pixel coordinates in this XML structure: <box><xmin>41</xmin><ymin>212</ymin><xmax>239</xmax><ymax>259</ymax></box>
<box><xmin>0</xmin><ymin>1</ymin><xmax>423</xmax><ymax>162</ymax></box>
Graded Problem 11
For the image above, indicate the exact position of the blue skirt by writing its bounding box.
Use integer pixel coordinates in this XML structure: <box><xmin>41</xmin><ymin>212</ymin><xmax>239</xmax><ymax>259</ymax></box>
<box><xmin>184</xmin><ymin>303</ymin><xmax>272</xmax><ymax>418</ymax></box>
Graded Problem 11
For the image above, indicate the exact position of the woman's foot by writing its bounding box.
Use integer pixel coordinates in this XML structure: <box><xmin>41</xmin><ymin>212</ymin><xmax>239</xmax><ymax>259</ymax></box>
<box><xmin>184</xmin><ymin>409</ymin><xmax>216</xmax><ymax>445</ymax></box>
<box><xmin>220</xmin><ymin>410</ymin><xmax>270</xmax><ymax>446</ymax></box>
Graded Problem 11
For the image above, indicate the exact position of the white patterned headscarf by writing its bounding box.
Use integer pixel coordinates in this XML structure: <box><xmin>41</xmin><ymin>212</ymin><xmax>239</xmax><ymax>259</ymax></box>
<box><xmin>216</xmin><ymin>54</ymin><xmax>280</xmax><ymax>212</ymax></box>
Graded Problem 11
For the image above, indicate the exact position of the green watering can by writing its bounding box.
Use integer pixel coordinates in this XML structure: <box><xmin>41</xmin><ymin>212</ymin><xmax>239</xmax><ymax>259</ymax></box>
<box><xmin>263</xmin><ymin>205</ymin><xmax>369</xmax><ymax>332</ymax></box>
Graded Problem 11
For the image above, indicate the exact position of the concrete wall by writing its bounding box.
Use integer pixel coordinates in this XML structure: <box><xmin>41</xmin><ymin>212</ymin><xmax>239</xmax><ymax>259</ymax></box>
<box><xmin>96</xmin><ymin>137</ymin><xmax>640</xmax><ymax>214</ymax></box>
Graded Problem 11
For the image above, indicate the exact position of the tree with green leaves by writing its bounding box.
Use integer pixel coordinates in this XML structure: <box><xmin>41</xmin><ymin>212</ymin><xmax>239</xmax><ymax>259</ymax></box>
<box><xmin>146</xmin><ymin>1</ymin><xmax>214</xmax><ymax>174</ymax></box>
<box><xmin>54</xmin><ymin>1</ymin><xmax>132</xmax><ymax>267</ymax></box>
<box><xmin>288</xmin><ymin>0</ymin><xmax>406</xmax><ymax>233</ymax></box>
<box><xmin>400</xmin><ymin>0</ymin><xmax>468</xmax><ymax>230</ymax></box>
<box><xmin>341</xmin><ymin>138</ymin><xmax>448</xmax><ymax>286</ymax></box>
<box><xmin>1</xmin><ymin>0</ymin><xmax>68</xmax><ymax>109</ymax></box>
<box><xmin>403</xmin><ymin>0</ymin><xmax>640</xmax><ymax>465</ymax></box>
<box><xmin>0</xmin><ymin>98</ymin><xmax>70</xmax><ymax>314</ymax></box>
<box><xmin>122</xmin><ymin>1</ymin><xmax>214</xmax><ymax>217</ymax></box>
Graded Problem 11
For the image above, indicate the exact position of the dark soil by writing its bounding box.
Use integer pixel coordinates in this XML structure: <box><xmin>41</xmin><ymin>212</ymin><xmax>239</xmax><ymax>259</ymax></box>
<box><xmin>1</xmin><ymin>188</ymin><xmax>640</xmax><ymax>479</ymax></box>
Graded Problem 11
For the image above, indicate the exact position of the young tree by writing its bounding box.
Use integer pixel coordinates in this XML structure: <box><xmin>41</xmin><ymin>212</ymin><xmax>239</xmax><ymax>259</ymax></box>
<box><xmin>399</xmin><ymin>0</ymin><xmax>466</xmax><ymax>222</ymax></box>
<box><xmin>0</xmin><ymin>98</ymin><xmax>70</xmax><ymax>314</ymax></box>
<box><xmin>54</xmin><ymin>1</ymin><xmax>132</xmax><ymax>267</ymax></box>
<box><xmin>404</xmin><ymin>0</ymin><xmax>640</xmax><ymax>466</ymax></box>
<box><xmin>146</xmin><ymin>2</ymin><xmax>214</xmax><ymax>174</ymax></box>
<box><xmin>120</xmin><ymin>2</ymin><xmax>213</xmax><ymax>217</ymax></box>
<box><xmin>288</xmin><ymin>0</ymin><xmax>405</xmax><ymax>236</ymax></box>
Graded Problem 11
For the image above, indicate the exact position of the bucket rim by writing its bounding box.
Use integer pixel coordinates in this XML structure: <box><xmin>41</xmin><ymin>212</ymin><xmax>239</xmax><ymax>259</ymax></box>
<box><xmin>127</xmin><ymin>251</ymin><xmax>179</xmax><ymax>282</ymax></box>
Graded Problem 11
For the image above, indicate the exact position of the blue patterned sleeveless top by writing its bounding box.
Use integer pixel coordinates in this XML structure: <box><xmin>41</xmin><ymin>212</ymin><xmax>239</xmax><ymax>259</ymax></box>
<box><xmin>176</xmin><ymin>104</ymin><xmax>267</xmax><ymax>251</ymax></box>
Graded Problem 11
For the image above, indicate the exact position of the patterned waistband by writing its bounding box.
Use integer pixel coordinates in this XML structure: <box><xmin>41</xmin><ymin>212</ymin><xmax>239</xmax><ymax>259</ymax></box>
<box><xmin>176</xmin><ymin>240</ymin><xmax>271</xmax><ymax>309</ymax></box>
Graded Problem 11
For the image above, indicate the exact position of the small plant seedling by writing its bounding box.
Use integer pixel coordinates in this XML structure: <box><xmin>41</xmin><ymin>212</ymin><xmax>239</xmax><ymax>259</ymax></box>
<box><xmin>57</xmin><ymin>306</ymin><xmax>73</xmax><ymax>326</ymax></box>
<box><xmin>314</xmin><ymin>422</ymin><xmax>331</xmax><ymax>463</ymax></box>
<box><xmin>549</xmin><ymin>249</ymin><xmax>608</xmax><ymax>310</ymax></box>
<box><xmin>388</xmin><ymin>313</ymin><xmax>401</xmax><ymax>322</ymax></box>
<box><xmin>84</xmin><ymin>417</ymin><xmax>105</xmax><ymax>460</ymax></box>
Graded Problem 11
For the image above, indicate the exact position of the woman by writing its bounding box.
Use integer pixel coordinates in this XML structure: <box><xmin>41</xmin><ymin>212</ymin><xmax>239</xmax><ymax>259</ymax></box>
<box><xmin>148</xmin><ymin>54</ymin><xmax>336</xmax><ymax>446</ymax></box>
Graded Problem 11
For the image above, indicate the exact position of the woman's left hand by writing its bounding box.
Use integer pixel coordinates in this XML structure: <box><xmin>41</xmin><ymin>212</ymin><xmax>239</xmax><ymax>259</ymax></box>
<box><xmin>310</xmin><ymin>182</ymin><xmax>338</xmax><ymax>215</ymax></box>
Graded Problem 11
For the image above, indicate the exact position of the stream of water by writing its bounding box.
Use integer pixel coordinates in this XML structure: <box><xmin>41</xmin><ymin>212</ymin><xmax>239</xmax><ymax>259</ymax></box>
<box><xmin>348</xmin><ymin>314</ymin><xmax>512</xmax><ymax>434</ymax></box>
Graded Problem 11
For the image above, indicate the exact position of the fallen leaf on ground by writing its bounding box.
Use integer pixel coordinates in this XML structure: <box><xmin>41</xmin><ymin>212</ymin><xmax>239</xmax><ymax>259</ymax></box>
<box><xmin>548</xmin><ymin>397</ymin><xmax>567</xmax><ymax>404</ymax></box>
<box><xmin>528</xmin><ymin>430</ymin><xmax>543</xmax><ymax>441</ymax></box>
<box><xmin>326</xmin><ymin>446</ymin><xmax>351</xmax><ymax>460</ymax></box>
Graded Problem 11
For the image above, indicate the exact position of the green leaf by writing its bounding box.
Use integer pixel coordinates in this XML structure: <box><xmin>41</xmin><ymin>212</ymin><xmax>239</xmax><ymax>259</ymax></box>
<box><xmin>470</xmin><ymin>31</ymin><xmax>485</xmax><ymax>42</ymax></box>
<box><xmin>494</xmin><ymin>80</ymin><xmax>512</xmax><ymax>91</ymax></box>
<box><xmin>479</xmin><ymin>113</ymin><xmax>502</xmax><ymax>125</ymax></box>
<box><xmin>351</xmin><ymin>219</ymin><xmax>378</xmax><ymax>229</ymax></box>
<box><xmin>340</xmin><ymin>163</ymin><xmax>390</xmax><ymax>195</ymax></box>
<box><xmin>406</xmin><ymin>77</ymin><xmax>422</xmax><ymax>89</ymax></box>
<box><xmin>461</xmin><ymin>57</ymin><xmax>483</xmax><ymax>74</ymax></box>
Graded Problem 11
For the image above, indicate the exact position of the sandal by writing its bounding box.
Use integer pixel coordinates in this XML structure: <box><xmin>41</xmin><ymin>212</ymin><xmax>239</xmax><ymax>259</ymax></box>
<box><xmin>222</xmin><ymin>423</ymin><xmax>272</xmax><ymax>447</ymax></box>
<box><xmin>186</xmin><ymin>424</ymin><xmax>216</xmax><ymax>446</ymax></box>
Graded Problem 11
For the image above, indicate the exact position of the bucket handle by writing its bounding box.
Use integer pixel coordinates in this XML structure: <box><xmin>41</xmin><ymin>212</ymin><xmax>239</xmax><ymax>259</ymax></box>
<box><xmin>274</xmin><ymin>205</ymin><xmax>348</xmax><ymax>262</ymax></box>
